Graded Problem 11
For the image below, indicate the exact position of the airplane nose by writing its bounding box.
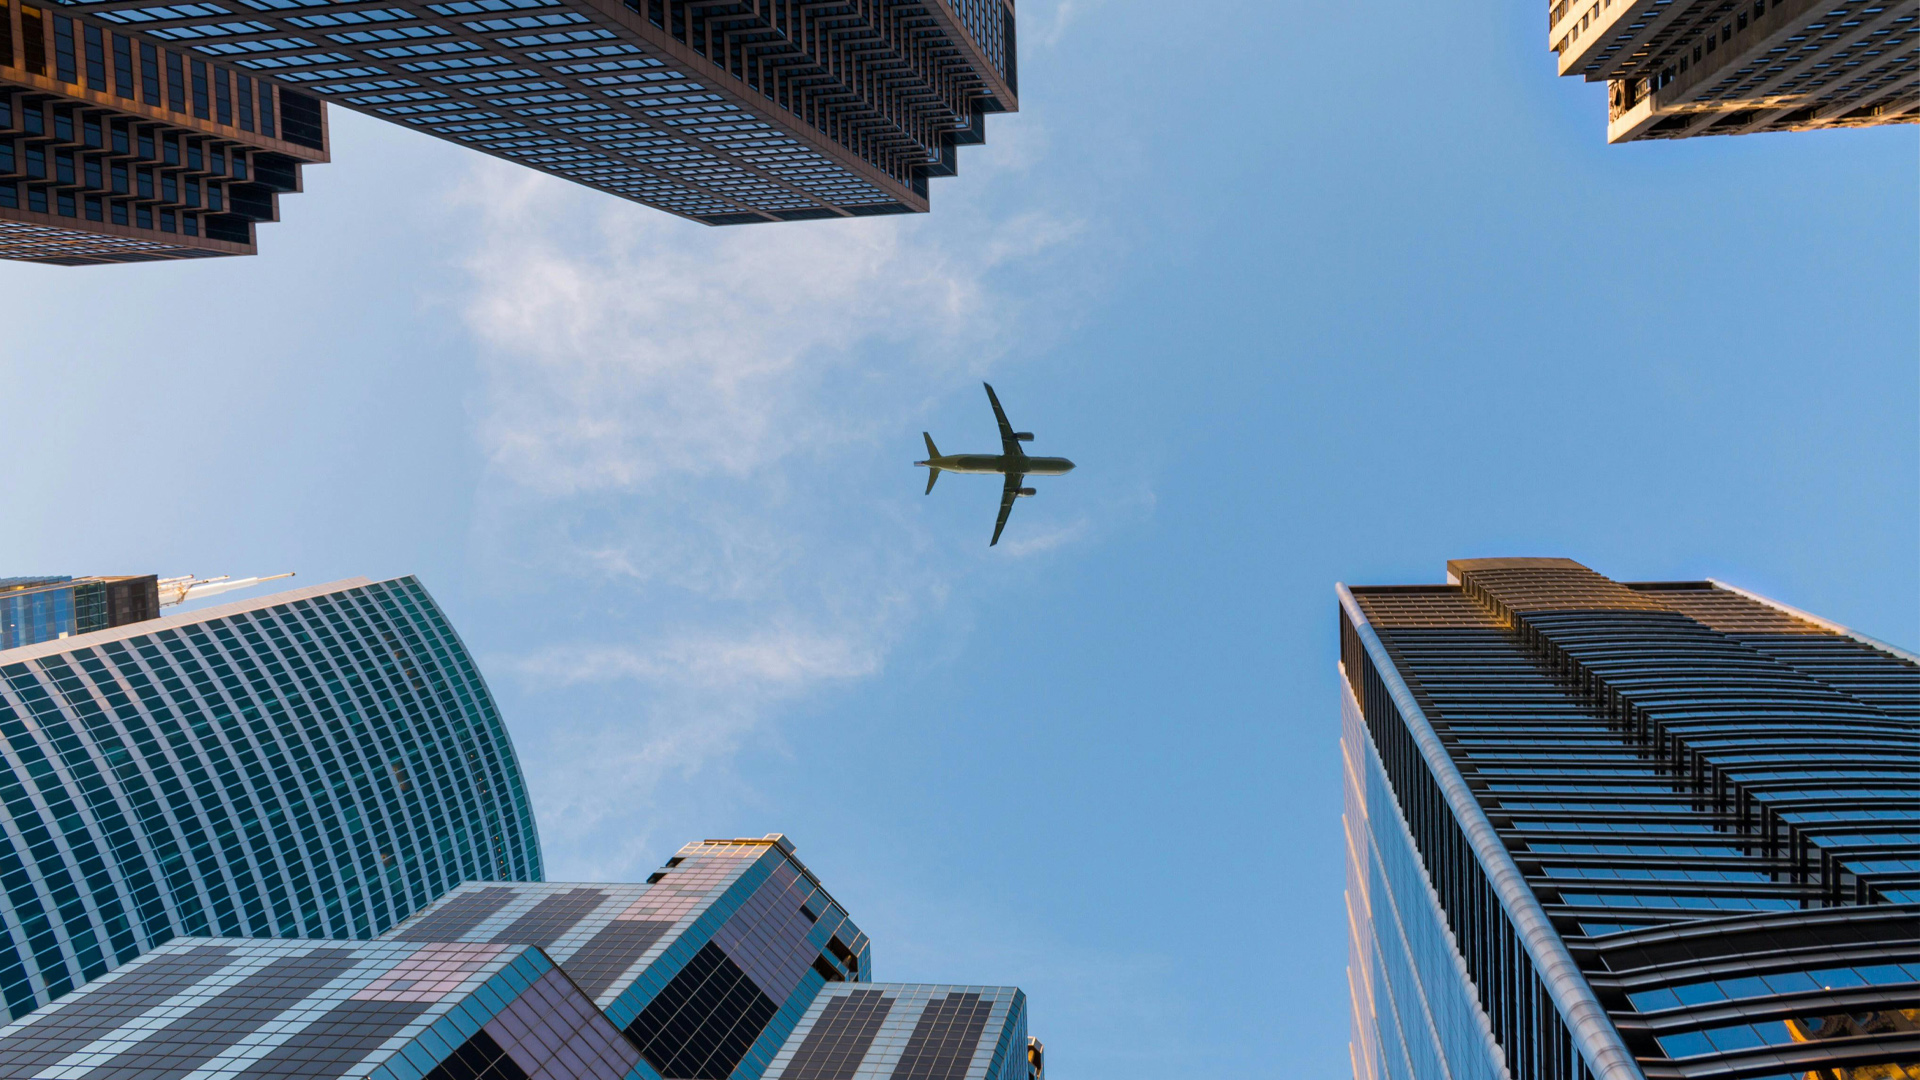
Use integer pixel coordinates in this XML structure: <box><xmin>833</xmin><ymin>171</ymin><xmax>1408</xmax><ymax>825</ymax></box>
<box><xmin>1062</xmin><ymin>460</ymin><xmax>1076</xmax><ymax>472</ymax></box>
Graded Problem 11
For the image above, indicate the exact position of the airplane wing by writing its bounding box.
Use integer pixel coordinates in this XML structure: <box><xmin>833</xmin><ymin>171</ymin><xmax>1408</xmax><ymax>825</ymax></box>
<box><xmin>991</xmin><ymin>471</ymin><xmax>1024</xmax><ymax>546</ymax></box>
<box><xmin>984</xmin><ymin>382</ymin><xmax>1022</xmax><ymax>457</ymax></box>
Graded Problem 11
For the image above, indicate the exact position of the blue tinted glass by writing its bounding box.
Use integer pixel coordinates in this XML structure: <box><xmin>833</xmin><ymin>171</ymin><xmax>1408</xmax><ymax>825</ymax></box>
<box><xmin>1809</xmin><ymin>968</ymin><xmax>1866</xmax><ymax>988</ymax></box>
<box><xmin>1704</xmin><ymin>1024</ymin><xmax>1765</xmax><ymax>1052</ymax></box>
<box><xmin>1628</xmin><ymin>988</ymin><xmax>1680</xmax><ymax>1012</ymax></box>
<box><xmin>1761</xmin><ymin>971</ymin><xmax>1819</xmax><ymax>993</ymax></box>
<box><xmin>1748</xmin><ymin>1020</ymin><xmax>1792</xmax><ymax>1046</ymax></box>
<box><xmin>1674</xmin><ymin>982</ymin><xmax>1729</xmax><ymax>1005</ymax></box>
<box><xmin>1656</xmin><ymin>1031</ymin><xmax>1713</xmax><ymax>1059</ymax></box>
<box><xmin>1717</xmin><ymin>976</ymin><xmax>1769</xmax><ymax>999</ymax></box>
<box><xmin>1854</xmin><ymin>965</ymin><xmax>1910</xmax><ymax>985</ymax></box>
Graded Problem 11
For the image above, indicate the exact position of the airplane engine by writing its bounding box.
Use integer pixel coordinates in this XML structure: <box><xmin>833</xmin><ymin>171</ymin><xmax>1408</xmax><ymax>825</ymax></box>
<box><xmin>1016</xmin><ymin>487</ymin><xmax>1036</xmax><ymax>497</ymax></box>
<box><xmin>1014</xmin><ymin>432</ymin><xmax>1034</xmax><ymax>441</ymax></box>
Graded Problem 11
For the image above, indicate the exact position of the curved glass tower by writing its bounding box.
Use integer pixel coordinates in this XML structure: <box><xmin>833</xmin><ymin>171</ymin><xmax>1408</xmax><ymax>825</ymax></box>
<box><xmin>0</xmin><ymin>575</ymin><xmax>541</xmax><ymax>1018</ymax></box>
<box><xmin>1342</xmin><ymin>558</ymin><xmax>1918</xmax><ymax>1080</ymax></box>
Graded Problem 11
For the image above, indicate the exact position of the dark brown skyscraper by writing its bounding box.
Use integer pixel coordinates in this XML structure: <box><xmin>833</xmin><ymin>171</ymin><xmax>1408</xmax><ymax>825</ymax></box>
<box><xmin>2</xmin><ymin>0</ymin><xmax>1016</xmax><ymax>263</ymax></box>
<box><xmin>0</xmin><ymin>9</ymin><xmax>325</xmax><ymax>264</ymax></box>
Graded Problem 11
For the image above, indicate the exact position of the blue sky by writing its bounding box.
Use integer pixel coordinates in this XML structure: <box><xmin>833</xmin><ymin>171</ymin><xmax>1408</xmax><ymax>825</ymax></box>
<box><xmin>2</xmin><ymin>0</ymin><xmax>1915</xmax><ymax>1075</ymax></box>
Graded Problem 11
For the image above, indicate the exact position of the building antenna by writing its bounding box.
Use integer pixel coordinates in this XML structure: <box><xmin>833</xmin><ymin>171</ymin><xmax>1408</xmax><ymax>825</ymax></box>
<box><xmin>156</xmin><ymin>573</ymin><xmax>297</xmax><ymax>608</ymax></box>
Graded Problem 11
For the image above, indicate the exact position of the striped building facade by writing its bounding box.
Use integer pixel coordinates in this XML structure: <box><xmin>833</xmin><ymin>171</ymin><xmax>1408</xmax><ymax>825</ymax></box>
<box><xmin>1342</xmin><ymin>558</ymin><xmax>1918</xmax><ymax>1080</ymax></box>
<box><xmin>0</xmin><ymin>575</ymin><xmax>542</xmax><ymax>1017</ymax></box>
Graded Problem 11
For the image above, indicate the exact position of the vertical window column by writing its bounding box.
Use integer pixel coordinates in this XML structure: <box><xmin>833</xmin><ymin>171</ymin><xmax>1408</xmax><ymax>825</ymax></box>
<box><xmin>50</xmin><ymin>13</ymin><xmax>72</xmax><ymax>83</ymax></box>
<box><xmin>112</xmin><ymin>32</ymin><xmax>131</xmax><ymax>99</ymax></box>
<box><xmin>21</xmin><ymin>6</ymin><xmax>44</xmax><ymax>77</ymax></box>
<box><xmin>189</xmin><ymin>58</ymin><xmax>208</xmax><ymax>119</ymax></box>
<box><xmin>139</xmin><ymin>42</ymin><xmax>159</xmax><ymax>106</ymax></box>
<box><xmin>165</xmin><ymin>51</ymin><xmax>184</xmax><ymax>113</ymax></box>
<box><xmin>82</xmin><ymin>24</ymin><xmax>104</xmax><ymax>90</ymax></box>
<box><xmin>236</xmin><ymin>75</ymin><xmax>254</xmax><ymax>131</ymax></box>
<box><xmin>214</xmin><ymin>67</ymin><xmax>231</xmax><ymax>125</ymax></box>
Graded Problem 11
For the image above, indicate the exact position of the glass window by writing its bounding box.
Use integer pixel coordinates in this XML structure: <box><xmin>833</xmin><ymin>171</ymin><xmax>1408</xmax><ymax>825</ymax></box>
<box><xmin>1760</xmin><ymin>970</ymin><xmax>1819</xmax><ymax>994</ymax></box>
<box><xmin>1656</xmin><ymin>1031</ymin><xmax>1713</xmax><ymax>1058</ymax></box>
<box><xmin>1628</xmin><ymin>987</ymin><xmax>1680</xmax><ymax>1012</ymax></box>
<box><xmin>1673</xmin><ymin>982</ymin><xmax>1728</xmax><ymax>1006</ymax></box>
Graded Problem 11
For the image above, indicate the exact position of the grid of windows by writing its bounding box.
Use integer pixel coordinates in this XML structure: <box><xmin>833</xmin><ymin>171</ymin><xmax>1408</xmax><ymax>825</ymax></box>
<box><xmin>382</xmin><ymin>838</ymin><xmax>880</xmax><ymax>1080</ymax></box>
<box><xmin>777</xmin><ymin>988</ymin><xmax>893</xmax><ymax>1080</ymax></box>
<box><xmin>767</xmin><ymin>984</ymin><xmax>1029</xmax><ymax>1080</ymax></box>
<box><xmin>1342</xmin><ymin>558</ymin><xmax>1920</xmax><ymax>1080</ymax></box>
<box><xmin>0</xmin><ymin>937</ymin><xmax>645</xmax><ymax>1080</ymax></box>
<box><xmin>0</xmin><ymin>834</ymin><xmax>1037</xmax><ymax>1080</ymax></box>
<box><xmin>43</xmin><ymin>0</ymin><xmax>1015</xmax><ymax>225</ymax></box>
<box><xmin>0</xmin><ymin>577</ymin><xmax>158</xmax><ymax>650</ymax></box>
<box><xmin>0</xmin><ymin>576</ymin><xmax>541</xmax><ymax>1018</ymax></box>
<box><xmin>0</xmin><ymin>23</ymin><xmax>320</xmax><ymax>264</ymax></box>
<box><xmin>1546</xmin><ymin>0</ymin><xmax>1916</xmax><ymax>141</ymax></box>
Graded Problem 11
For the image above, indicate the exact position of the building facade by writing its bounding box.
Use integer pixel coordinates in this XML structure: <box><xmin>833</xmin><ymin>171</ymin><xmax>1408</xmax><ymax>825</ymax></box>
<box><xmin>0</xmin><ymin>833</ymin><xmax>1038</xmax><ymax>1080</ymax></box>
<box><xmin>0</xmin><ymin>575</ymin><xmax>541</xmax><ymax>1018</ymax></box>
<box><xmin>2</xmin><ymin>0</ymin><xmax>1015</xmax><ymax>263</ymax></box>
<box><xmin>0</xmin><ymin>575</ymin><xmax>159</xmax><ymax>649</ymax></box>
<box><xmin>0</xmin><ymin>17</ymin><xmax>325</xmax><ymax>265</ymax></box>
<box><xmin>1342</xmin><ymin>558</ymin><xmax>1918</xmax><ymax>1080</ymax></box>
<box><xmin>1548</xmin><ymin>0</ymin><xmax>1917</xmax><ymax>141</ymax></box>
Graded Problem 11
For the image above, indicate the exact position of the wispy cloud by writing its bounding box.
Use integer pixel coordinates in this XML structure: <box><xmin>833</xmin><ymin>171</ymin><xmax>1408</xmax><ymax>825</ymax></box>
<box><xmin>454</xmin><ymin>142</ymin><xmax>1093</xmax><ymax>877</ymax></box>
<box><xmin>1028</xmin><ymin>0</ymin><xmax>1106</xmax><ymax>48</ymax></box>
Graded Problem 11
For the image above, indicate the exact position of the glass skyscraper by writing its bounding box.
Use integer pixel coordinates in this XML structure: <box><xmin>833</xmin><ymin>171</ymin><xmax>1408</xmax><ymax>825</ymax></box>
<box><xmin>1</xmin><ymin>0</ymin><xmax>1014</xmax><ymax>263</ymax></box>
<box><xmin>0</xmin><ymin>575</ymin><xmax>159</xmax><ymax>650</ymax></box>
<box><xmin>0</xmin><ymin>833</ymin><xmax>1039</xmax><ymax>1080</ymax></box>
<box><xmin>1341</xmin><ymin>558</ymin><xmax>1918</xmax><ymax>1080</ymax></box>
<box><xmin>0</xmin><ymin>574</ymin><xmax>541</xmax><ymax>1019</ymax></box>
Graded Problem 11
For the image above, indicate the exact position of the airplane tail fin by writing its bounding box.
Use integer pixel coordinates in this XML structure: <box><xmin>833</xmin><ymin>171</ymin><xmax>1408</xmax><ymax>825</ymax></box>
<box><xmin>920</xmin><ymin>433</ymin><xmax>941</xmax><ymax>494</ymax></box>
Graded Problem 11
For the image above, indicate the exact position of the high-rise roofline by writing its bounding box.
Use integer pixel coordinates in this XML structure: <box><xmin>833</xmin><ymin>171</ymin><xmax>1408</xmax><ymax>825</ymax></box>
<box><xmin>0</xmin><ymin>575</ymin><xmax>371</xmax><ymax>662</ymax></box>
<box><xmin>1342</xmin><ymin>558</ymin><xmax>1919</xmax><ymax>1080</ymax></box>
<box><xmin>1338</xmin><ymin>582</ymin><xmax>1647</xmax><ymax>1080</ymax></box>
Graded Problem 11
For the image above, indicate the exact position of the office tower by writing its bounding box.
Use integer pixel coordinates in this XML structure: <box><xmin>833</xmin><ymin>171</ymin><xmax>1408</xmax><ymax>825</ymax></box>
<box><xmin>1340</xmin><ymin>558</ymin><xmax>1918</xmax><ymax>1080</ymax></box>
<box><xmin>0</xmin><ymin>575</ymin><xmax>541</xmax><ymax>1019</ymax></box>
<box><xmin>0</xmin><ymin>27</ymin><xmax>324</xmax><ymax>265</ymax></box>
<box><xmin>0</xmin><ymin>575</ymin><xmax>159</xmax><ymax>649</ymax></box>
<box><xmin>0</xmin><ymin>936</ymin><xmax>647</xmax><ymax>1079</ymax></box>
<box><xmin>0</xmin><ymin>572</ymin><xmax>291</xmax><ymax>648</ymax></box>
<box><xmin>0</xmin><ymin>833</ymin><xmax>1039</xmax><ymax>1080</ymax></box>
<box><xmin>1549</xmin><ymin>0</ymin><xmax>1918</xmax><ymax>141</ymax></box>
<box><xmin>384</xmin><ymin>836</ymin><xmax>871</xmax><ymax>1080</ymax></box>
<box><xmin>767</xmin><ymin>982</ymin><xmax>1033</xmax><ymax>1080</ymax></box>
<box><xmin>2</xmin><ymin>0</ymin><xmax>1016</xmax><ymax>264</ymax></box>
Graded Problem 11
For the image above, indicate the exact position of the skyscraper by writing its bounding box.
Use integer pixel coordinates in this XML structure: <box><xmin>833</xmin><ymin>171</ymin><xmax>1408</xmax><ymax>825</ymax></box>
<box><xmin>0</xmin><ymin>574</ymin><xmax>541</xmax><ymax>1018</ymax></box>
<box><xmin>0</xmin><ymin>41</ymin><xmax>325</xmax><ymax>264</ymax></box>
<box><xmin>0</xmin><ymin>575</ymin><xmax>159</xmax><ymax>649</ymax></box>
<box><xmin>1</xmin><ymin>0</ymin><xmax>1016</xmax><ymax>264</ymax></box>
<box><xmin>1341</xmin><ymin>558</ymin><xmax>1918</xmax><ymax>1080</ymax></box>
<box><xmin>1548</xmin><ymin>0</ymin><xmax>1917</xmax><ymax>141</ymax></box>
<box><xmin>0</xmin><ymin>572</ymin><xmax>292</xmax><ymax>648</ymax></box>
<box><xmin>0</xmin><ymin>833</ymin><xmax>1040</xmax><ymax>1080</ymax></box>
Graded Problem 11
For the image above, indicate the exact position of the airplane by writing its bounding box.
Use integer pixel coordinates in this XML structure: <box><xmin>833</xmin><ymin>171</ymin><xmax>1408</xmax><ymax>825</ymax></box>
<box><xmin>915</xmin><ymin>382</ymin><xmax>1076</xmax><ymax>546</ymax></box>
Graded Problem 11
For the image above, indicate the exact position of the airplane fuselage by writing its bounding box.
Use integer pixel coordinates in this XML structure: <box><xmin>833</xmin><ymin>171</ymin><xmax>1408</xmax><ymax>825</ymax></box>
<box><xmin>926</xmin><ymin>454</ymin><xmax>1075</xmax><ymax>476</ymax></box>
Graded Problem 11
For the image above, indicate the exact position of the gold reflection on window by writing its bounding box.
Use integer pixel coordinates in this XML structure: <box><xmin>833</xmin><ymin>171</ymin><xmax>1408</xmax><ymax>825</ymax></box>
<box><xmin>1790</xmin><ymin>1008</ymin><xmax>1919</xmax><ymax>1079</ymax></box>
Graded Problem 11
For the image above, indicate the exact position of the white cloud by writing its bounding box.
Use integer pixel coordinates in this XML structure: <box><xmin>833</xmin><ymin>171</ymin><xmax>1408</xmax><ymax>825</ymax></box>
<box><xmin>454</xmin><ymin>147</ymin><xmax>1092</xmax><ymax>877</ymax></box>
